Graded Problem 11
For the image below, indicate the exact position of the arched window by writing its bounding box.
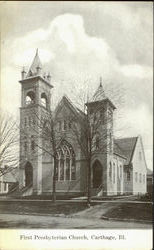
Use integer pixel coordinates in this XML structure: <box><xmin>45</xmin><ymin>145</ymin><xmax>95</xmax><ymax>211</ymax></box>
<box><xmin>41</xmin><ymin>93</ymin><xmax>47</xmax><ymax>108</ymax></box>
<box><xmin>26</xmin><ymin>91</ymin><xmax>35</xmax><ymax>105</ymax></box>
<box><xmin>56</xmin><ymin>141</ymin><xmax>76</xmax><ymax>181</ymax></box>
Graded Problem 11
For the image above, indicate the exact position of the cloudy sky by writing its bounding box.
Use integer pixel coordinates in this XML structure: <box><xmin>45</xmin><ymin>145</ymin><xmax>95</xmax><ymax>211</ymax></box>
<box><xmin>0</xmin><ymin>1</ymin><xmax>153</xmax><ymax>169</ymax></box>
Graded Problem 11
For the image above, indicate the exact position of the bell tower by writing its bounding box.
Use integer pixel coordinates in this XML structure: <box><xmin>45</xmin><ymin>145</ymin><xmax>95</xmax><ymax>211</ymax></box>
<box><xmin>19</xmin><ymin>49</ymin><xmax>53</xmax><ymax>195</ymax></box>
<box><xmin>86</xmin><ymin>77</ymin><xmax>116</xmax><ymax>196</ymax></box>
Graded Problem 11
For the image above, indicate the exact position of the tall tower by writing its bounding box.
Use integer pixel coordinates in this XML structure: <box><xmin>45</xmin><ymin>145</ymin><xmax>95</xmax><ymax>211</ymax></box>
<box><xmin>19</xmin><ymin>49</ymin><xmax>53</xmax><ymax>195</ymax></box>
<box><xmin>86</xmin><ymin>77</ymin><xmax>116</xmax><ymax>196</ymax></box>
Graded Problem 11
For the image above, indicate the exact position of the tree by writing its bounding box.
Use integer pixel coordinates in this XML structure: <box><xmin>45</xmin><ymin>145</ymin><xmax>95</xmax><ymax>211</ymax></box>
<box><xmin>66</xmin><ymin>78</ymin><xmax>125</xmax><ymax>206</ymax></box>
<box><xmin>23</xmin><ymin>107</ymin><xmax>63</xmax><ymax>202</ymax></box>
<box><xmin>0</xmin><ymin>111</ymin><xmax>19</xmax><ymax>176</ymax></box>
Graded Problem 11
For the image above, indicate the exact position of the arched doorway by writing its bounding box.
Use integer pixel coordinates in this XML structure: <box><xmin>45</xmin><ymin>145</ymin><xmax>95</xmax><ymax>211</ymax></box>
<box><xmin>92</xmin><ymin>160</ymin><xmax>102</xmax><ymax>188</ymax></box>
<box><xmin>25</xmin><ymin>162</ymin><xmax>33</xmax><ymax>187</ymax></box>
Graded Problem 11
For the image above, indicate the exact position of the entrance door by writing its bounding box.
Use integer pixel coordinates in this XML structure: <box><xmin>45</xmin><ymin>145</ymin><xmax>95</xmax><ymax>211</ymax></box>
<box><xmin>25</xmin><ymin>162</ymin><xmax>33</xmax><ymax>186</ymax></box>
<box><xmin>92</xmin><ymin>160</ymin><xmax>102</xmax><ymax>188</ymax></box>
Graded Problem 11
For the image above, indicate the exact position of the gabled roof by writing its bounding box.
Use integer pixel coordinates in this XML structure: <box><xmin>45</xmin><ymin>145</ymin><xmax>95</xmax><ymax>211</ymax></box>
<box><xmin>55</xmin><ymin>95</ymin><xmax>85</xmax><ymax>120</ymax></box>
<box><xmin>114</xmin><ymin>137</ymin><xmax>138</xmax><ymax>164</ymax></box>
<box><xmin>26</xmin><ymin>49</ymin><xmax>42</xmax><ymax>78</ymax></box>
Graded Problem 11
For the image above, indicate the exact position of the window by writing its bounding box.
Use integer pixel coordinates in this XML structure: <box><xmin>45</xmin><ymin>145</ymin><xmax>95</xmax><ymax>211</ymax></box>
<box><xmin>113</xmin><ymin>163</ymin><xmax>115</xmax><ymax>183</ymax></box>
<box><xmin>29</xmin><ymin>117</ymin><xmax>31</xmax><ymax>127</ymax></box>
<box><xmin>120</xmin><ymin>165</ymin><xmax>122</xmax><ymax>179</ymax></box>
<box><xmin>24</xmin><ymin>141</ymin><xmax>27</xmax><ymax>152</ymax></box>
<box><xmin>33</xmin><ymin>117</ymin><xmax>35</xmax><ymax>126</ymax></box>
<box><xmin>31</xmin><ymin>136</ymin><xmax>35</xmax><ymax>151</ymax></box>
<box><xmin>135</xmin><ymin>172</ymin><xmax>138</xmax><ymax>182</ymax></box>
<box><xmin>139</xmin><ymin>173</ymin><xmax>142</xmax><ymax>183</ymax></box>
<box><xmin>127</xmin><ymin>170</ymin><xmax>130</xmax><ymax>181</ymax></box>
<box><xmin>66</xmin><ymin>157</ymin><xmax>70</xmax><ymax>180</ymax></box>
<box><xmin>4</xmin><ymin>183</ymin><xmax>7</xmax><ymax>191</ymax></box>
<box><xmin>26</xmin><ymin>91</ymin><xmax>35</xmax><ymax>105</ymax></box>
<box><xmin>56</xmin><ymin>141</ymin><xmax>76</xmax><ymax>181</ymax></box>
<box><xmin>60</xmin><ymin>156</ymin><xmax>64</xmax><ymax>180</ymax></box>
<box><xmin>108</xmin><ymin>110</ymin><xmax>112</xmax><ymax>122</ymax></box>
<box><xmin>41</xmin><ymin>93</ymin><xmax>47</xmax><ymax>108</ymax></box>
<box><xmin>63</xmin><ymin>120</ymin><xmax>67</xmax><ymax>130</ymax></box>
<box><xmin>58</xmin><ymin>121</ymin><xmax>62</xmax><ymax>131</ymax></box>
<box><xmin>109</xmin><ymin>162</ymin><xmax>112</xmax><ymax>180</ymax></box>
<box><xmin>71</xmin><ymin>156</ymin><xmax>76</xmax><ymax>180</ymax></box>
<box><xmin>24</xmin><ymin>117</ymin><xmax>27</xmax><ymax>127</ymax></box>
<box><xmin>143</xmin><ymin>174</ymin><xmax>145</xmax><ymax>183</ymax></box>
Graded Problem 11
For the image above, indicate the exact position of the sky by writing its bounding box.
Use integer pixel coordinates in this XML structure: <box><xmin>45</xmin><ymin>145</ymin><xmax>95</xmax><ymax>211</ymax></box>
<box><xmin>0</xmin><ymin>1</ymin><xmax>153</xmax><ymax>169</ymax></box>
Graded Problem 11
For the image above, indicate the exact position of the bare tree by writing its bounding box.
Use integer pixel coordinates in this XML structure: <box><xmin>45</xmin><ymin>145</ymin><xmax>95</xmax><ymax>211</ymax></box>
<box><xmin>0</xmin><ymin>110</ymin><xmax>19</xmax><ymax>176</ymax></box>
<box><xmin>66</xmin><ymin>78</ymin><xmax>125</xmax><ymax>206</ymax></box>
<box><xmin>22</xmin><ymin>106</ymin><xmax>63</xmax><ymax>202</ymax></box>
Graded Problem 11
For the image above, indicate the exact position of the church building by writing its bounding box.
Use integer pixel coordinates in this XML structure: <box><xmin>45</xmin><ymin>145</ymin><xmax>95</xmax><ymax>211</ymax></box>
<box><xmin>19</xmin><ymin>50</ymin><xmax>147</xmax><ymax>197</ymax></box>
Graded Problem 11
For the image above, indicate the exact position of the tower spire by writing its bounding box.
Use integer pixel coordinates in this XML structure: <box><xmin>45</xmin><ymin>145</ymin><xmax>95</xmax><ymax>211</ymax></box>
<box><xmin>92</xmin><ymin>76</ymin><xmax>106</xmax><ymax>102</ymax></box>
<box><xmin>26</xmin><ymin>49</ymin><xmax>42</xmax><ymax>78</ymax></box>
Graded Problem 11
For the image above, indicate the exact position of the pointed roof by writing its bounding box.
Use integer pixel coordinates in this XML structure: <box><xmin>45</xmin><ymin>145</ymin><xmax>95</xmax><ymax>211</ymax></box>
<box><xmin>92</xmin><ymin>77</ymin><xmax>106</xmax><ymax>102</ymax></box>
<box><xmin>55</xmin><ymin>95</ymin><xmax>85</xmax><ymax>120</ymax></box>
<box><xmin>26</xmin><ymin>49</ymin><xmax>42</xmax><ymax>78</ymax></box>
<box><xmin>114</xmin><ymin>137</ymin><xmax>138</xmax><ymax>165</ymax></box>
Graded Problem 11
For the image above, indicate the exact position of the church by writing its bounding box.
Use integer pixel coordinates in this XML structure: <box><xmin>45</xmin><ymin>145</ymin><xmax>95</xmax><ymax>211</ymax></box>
<box><xmin>19</xmin><ymin>50</ymin><xmax>147</xmax><ymax>197</ymax></box>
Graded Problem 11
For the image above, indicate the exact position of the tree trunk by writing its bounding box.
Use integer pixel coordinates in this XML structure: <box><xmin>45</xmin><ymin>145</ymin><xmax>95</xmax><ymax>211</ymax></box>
<box><xmin>87</xmin><ymin>159</ymin><xmax>91</xmax><ymax>206</ymax></box>
<box><xmin>52</xmin><ymin>157</ymin><xmax>57</xmax><ymax>203</ymax></box>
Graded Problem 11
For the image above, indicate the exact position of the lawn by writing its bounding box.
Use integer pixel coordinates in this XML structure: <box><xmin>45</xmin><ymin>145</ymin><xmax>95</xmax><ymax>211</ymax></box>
<box><xmin>0</xmin><ymin>200</ymin><xmax>88</xmax><ymax>215</ymax></box>
<box><xmin>104</xmin><ymin>202</ymin><xmax>152</xmax><ymax>221</ymax></box>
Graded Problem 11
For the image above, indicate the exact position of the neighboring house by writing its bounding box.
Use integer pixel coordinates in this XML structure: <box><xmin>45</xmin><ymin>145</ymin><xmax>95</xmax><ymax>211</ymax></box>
<box><xmin>0</xmin><ymin>166</ymin><xmax>18</xmax><ymax>194</ymax></box>
<box><xmin>18</xmin><ymin>51</ymin><xmax>147</xmax><ymax>197</ymax></box>
<box><xmin>147</xmin><ymin>168</ymin><xmax>153</xmax><ymax>194</ymax></box>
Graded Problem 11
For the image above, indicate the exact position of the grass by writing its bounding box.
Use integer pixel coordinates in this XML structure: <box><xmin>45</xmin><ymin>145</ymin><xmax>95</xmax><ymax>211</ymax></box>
<box><xmin>0</xmin><ymin>200</ymin><xmax>88</xmax><ymax>215</ymax></box>
<box><xmin>104</xmin><ymin>203</ymin><xmax>152</xmax><ymax>221</ymax></box>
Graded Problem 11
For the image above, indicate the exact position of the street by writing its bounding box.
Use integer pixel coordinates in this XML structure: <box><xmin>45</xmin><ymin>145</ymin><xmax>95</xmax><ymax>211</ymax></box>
<box><xmin>0</xmin><ymin>213</ymin><xmax>152</xmax><ymax>229</ymax></box>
